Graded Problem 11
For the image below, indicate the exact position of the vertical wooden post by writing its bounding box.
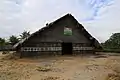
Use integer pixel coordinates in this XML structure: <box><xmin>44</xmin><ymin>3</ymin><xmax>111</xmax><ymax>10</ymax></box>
<box><xmin>20</xmin><ymin>51</ymin><xmax>23</xmax><ymax>58</ymax></box>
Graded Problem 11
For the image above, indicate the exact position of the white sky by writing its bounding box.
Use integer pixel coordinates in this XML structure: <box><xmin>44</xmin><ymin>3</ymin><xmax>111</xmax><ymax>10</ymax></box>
<box><xmin>0</xmin><ymin>0</ymin><xmax>119</xmax><ymax>42</ymax></box>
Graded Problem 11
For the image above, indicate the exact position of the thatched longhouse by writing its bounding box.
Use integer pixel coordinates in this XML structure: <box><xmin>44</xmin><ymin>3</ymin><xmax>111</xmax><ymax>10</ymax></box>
<box><xmin>14</xmin><ymin>14</ymin><xmax>101</xmax><ymax>57</ymax></box>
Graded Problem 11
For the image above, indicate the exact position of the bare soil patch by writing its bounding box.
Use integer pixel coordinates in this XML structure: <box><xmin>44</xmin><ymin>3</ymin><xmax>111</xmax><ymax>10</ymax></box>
<box><xmin>0</xmin><ymin>52</ymin><xmax>120</xmax><ymax>80</ymax></box>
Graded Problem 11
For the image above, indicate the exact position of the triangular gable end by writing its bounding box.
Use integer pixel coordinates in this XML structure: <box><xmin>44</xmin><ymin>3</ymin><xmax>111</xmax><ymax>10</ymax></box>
<box><xmin>13</xmin><ymin>14</ymin><xmax>102</xmax><ymax>49</ymax></box>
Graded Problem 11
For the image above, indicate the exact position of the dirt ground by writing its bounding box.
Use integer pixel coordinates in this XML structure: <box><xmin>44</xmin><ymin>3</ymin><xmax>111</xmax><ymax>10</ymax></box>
<box><xmin>0</xmin><ymin>52</ymin><xmax>120</xmax><ymax>80</ymax></box>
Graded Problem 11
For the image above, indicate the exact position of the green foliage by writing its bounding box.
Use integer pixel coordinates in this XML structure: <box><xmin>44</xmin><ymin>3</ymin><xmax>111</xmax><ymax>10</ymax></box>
<box><xmin>0</xmin><ymin>30</ymin><xmax>30</xmax><ymax>48</ymax></box>
<box><xmin>19</xmin><ymin>31</ymin><xmax>30</xmax><ymax>40</ymax></box>
<box><xmin>97</xmin><ymin>49</ymin><xmax>120</xmax><ymax>53</ymax></box>
<box><xmin>9</xmin><ymin>35</ymin><xmax>19</xmax><ymax>45</ymax></box>
<box><xmin>102</xmin><ymin>33</ymin><xmax>120</xmax><ymax>49</ymax></box>
<box><xmin>0</xmin><ymin>38</ymin><xmax>6</xmax><ymax>46</ymax></box>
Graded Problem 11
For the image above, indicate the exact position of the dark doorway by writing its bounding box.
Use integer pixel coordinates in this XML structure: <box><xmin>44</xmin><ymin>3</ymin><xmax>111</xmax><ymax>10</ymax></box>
<box><xmin>62</xmin><ymin>43</ymin><xmax>72</xmax><ymax>55</ymax></box>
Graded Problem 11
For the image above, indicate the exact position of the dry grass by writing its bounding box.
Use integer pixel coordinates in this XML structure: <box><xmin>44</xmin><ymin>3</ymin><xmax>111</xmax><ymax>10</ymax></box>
<box><xmin>106</xmin><ymin>73</ymin><xmax>120</xmax><ymax>80</ymax></box>
<box><xmin>0</xmin><ymin>51</ymin><xmax>18</xmax><ymax>60</ymax></box>
<box><xmin>36</xmin><ymin>66</ymin><xmax>52</xmax><ymax>72</ymax></box>
<box><xmin>1</xmin><ymin>52</ymin><xmax>120</xmax><ymax>80</ymax></box>
<box><xmin>41</xmin><ymin>76</ymin><xmax>60</xmax><ymax>80</ymax></box>
<box><xmin>106</xmin><ymin>65</ymin><xmax>120</xmax><ymax>80</ymax></box>
<box><xmin>0</xmin><ymin>71</ymin><xmax>22</xmax><ymax>80</ymax></box>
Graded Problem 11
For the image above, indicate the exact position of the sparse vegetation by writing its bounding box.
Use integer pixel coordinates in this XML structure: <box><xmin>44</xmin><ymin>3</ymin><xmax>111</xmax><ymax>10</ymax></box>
<box><xmin>106</xmin><ymin>62</ymin><xmax>120</xmax><ymax>80</ymax></box>
<box><xmin>106</xmin><ymin>67</ymin><xmax>120</xmax><ymax>80</ymax></box>
<box><xmin>41</xmin><ymin>76</ymin><xmax>60</xmax><ymax>80</ymax></box>
<box><xmin>0</xmin><ymin>53</ymin><xmax>120</xmax><ymax>80</ymax></box>
<box><xmin>106</xmin><ymin>73</ymin><xmax>120</xmax><ymax>80</ymax></box>
<box><xmin>36</xmin><ymin>66</ymin><xmax>52</xmax><ymax>72</ymax></box>
<box><xmin>0</xmin><ymin>51</ymin><xmax>18</xmax><ymax>60</ymax></box>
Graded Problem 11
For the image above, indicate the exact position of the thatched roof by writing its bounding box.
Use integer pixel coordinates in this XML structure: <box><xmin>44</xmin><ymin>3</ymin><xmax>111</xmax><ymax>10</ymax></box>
<box><xmin>13</xmin><ymin>13</ymin><xmax>102</xmax><ymax>49</ymax></box>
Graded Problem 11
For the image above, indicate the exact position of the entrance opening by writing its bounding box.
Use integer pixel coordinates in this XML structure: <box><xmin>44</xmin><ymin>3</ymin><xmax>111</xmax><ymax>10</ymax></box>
<box><xmin>62</xmin><ymin>43</ymin><xmax>72</xmax><ymax>55</ymax></box>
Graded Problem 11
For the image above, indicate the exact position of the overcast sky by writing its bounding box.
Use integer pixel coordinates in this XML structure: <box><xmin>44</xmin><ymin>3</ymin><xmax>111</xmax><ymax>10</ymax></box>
<box><xmin>0</xmin><ymin>0</ymin><xmax>119</xmax><ymax>42</ymax></box>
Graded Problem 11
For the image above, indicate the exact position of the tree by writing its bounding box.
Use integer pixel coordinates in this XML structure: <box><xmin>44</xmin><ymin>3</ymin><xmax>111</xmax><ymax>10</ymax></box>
<box><xmin>20</xmin><ymin>31</ymin><xmax>30</xmax><ymax>40</ymax></box>
<box><xmin>9</xmin><ymin>35</ymin><xmax>19</xmax><ymax>45</ymax></box>
<box><xmin>103</xmin><ymin>33</ymin><xmax>120</xmax><ymax>49</ymax></box>
<box><xmin>0</xmin><ymin>38</ymin><xmax>6</xmax><ymax>46</ymax></box>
